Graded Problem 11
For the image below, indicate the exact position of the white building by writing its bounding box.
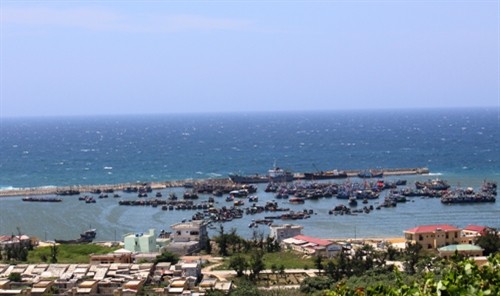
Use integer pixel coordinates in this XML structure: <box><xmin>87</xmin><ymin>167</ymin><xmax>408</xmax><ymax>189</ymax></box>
<box><xmin>269</xmin><ymin>224</ymin><xmax>303</xmax><ymax>242</ymax></box>
<box><xmin>166</xmin><ymin>221</ymin><xmax>208</xmax><ymax>255</ymax></box>
<box><xmin>124</xmin><ymin>229</ymin><xmax>158</xmax><ymax>253</ymax></box>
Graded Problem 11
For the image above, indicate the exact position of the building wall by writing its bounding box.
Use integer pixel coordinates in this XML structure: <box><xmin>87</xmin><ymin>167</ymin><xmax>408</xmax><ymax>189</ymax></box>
<box><xmin>270</xmin><ymin>224</ymin><xmax>303</xmax><ymax>242</ymax></box>
<box><xmin>439</xmin><ymin>249</ymin><xmax>483</xmax><ymax>259</ymax></box>
<box><xmin>124</xmin><ymin>229</ymin><xmax>158</xmax><ymax>253</ymax></box>
<box><xmin>405</xmin><ymin>229</ymin><xmax>461</xmax><ymax>250</ymax></box>
<box><xmin>170</xmin><ymin>221</ymin><xmax>208</xmax><ymax>247</ymax></box>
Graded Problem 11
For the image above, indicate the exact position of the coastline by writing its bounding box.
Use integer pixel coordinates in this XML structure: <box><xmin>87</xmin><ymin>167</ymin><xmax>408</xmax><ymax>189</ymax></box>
<box><xmin>0</xmin><ymin>167</ymin><xmax>429</xmax><ymax>197</ymax></box>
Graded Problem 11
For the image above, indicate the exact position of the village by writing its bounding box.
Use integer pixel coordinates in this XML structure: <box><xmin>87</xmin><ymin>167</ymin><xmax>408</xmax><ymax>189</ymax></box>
<box><xmin>0</xmin><ymin>219</ymin><xmax>495</xmax><ymax>296</ymax></box>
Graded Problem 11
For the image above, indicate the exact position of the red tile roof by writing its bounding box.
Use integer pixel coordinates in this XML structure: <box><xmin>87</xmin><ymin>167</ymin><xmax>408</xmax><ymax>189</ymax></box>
<box><xmin>293</xmin><ymin>235</ymin><xmax>332</xmax><ymax>246</ymax></box>
<box><xmin>405</xmin><ymin>224</ymin><xmax>460</xmax><ymax>234</ymax></box>
<box><xmin>463</xmin><ymin>225</ymin><xmax>488</xmax><ymax>235</ymax></box>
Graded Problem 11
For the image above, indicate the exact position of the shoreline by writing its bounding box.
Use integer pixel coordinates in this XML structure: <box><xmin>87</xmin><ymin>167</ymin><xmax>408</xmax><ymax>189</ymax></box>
<box><xmin>0</xmin><ymin>167</ymin><xmax>429</xmax><ymax>198</ymax></box>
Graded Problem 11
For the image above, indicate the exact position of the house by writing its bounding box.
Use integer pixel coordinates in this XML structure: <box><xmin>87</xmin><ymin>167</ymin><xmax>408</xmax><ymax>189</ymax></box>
<box><xmin>460</xmin><ymin>225</ymin><xmax>490</xmax><ymax>244</ymax></box>
<box><xmin>269</xmin><ymin>224</ymin><xmax>303</xmax><ymax>242</ymax></box>
<box><xmin>89</xmin><ymin>252</ymin><xmax>132</xmax><ymax>265</ymax></box>
<box><xmin>438</xmin><ymin>244</ymin><xmax>484</xmax><ymax>259</ymax></box>
<box><xmin>31</xmin><ymin>280</ymin><xmax>54</xmax><ymax>296</ymax></box>
<box><xmin>404</xmin><ymin>224</ymin><xmax>461</xmax><ymax>250</ymax></box>
<box><xmin>124</xmin><ymin>229</ymin><xmax>158</xmax><ymax>253</ymax></box>
<box><xmin>282</xmin><ymin>235</ymin><xmax>341</xmax><ymax>258</ymax></box>
<box><xmin>0</xmin><ymin>235</ymin><xmax>34</xmax><ymax>251</ymax></box>
<box><xmin>75</xmin><ymin>280</ymin><xmax>99</xmax><ymax>294</ymax></box>
<box><xmin>165</xmin><ymin>221</ymin><xmax>208</xmax><ymax>255</ymax></box>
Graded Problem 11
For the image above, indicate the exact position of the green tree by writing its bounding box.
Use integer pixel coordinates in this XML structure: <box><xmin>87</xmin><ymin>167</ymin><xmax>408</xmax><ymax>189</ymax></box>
<box><xmin>325</xmin><ymin>260</ymin><xmax>337</xmax><ymax>280</ymax></box>
<box><xmin>248</xmin><ymin>250</ymin><xmax>265</xmax><ymax>281</ymax></box>
<box><xmin>228</xmin><ymin>228</ymin><xmax>243</xmax><ymax>254</ymax></box>
<box><xmin>476</xmin><ymin>230</ymin><xmax>500</xmax><ymax>256</ymax></box>
<box><xmin>229</xmin><ymin>254</ymin><xmax>248</xmax><ymax>277</ymax></box>
<box><xmin>300</xmin><ymin>276</ymin><xmax>333</xmax><ymax>294</ymax></box>
<box><xmin>270</xmin><ymin>263</ymin><xmax>278</xmax><ymax>276</ymax></box>
<box><xmin>215</xmin><ymin>225</ymin><xmax>228</xmax><ymax>256</ymax></box>
<box><xmin>50</xmin><ymin>244</ymin><xmax>58</xmax><ymax>263</ymax></box>
<box><xmin>402</xmin><ymin>242</ymin><xmax>422</xmax><ymax>275</ymax></box>
<box><xmin>314</xmin><ymin>254</ymin><xmax>324</xmax><ymax>275</ymax></box>
<box><xmin>155</xmin><ymin>251</ymin><xmax>179</xmax><ymax>264</ymax></box>
<box><xmin>8</xmin><ymin>272</ymin><xmax>22</xmax><ymax>282</ymax></box>
<box><xmin>203</xmin><ymin>237</ymin><xmax>212</xmax><ymax>254</ymax></box>
<box><xmin>230</xmin><ymin>278</ymin><xmax>260</xmax><ymax>296</ymax></box>
<box><xmin>279</xmin><ymin>264</ymin><xmax>286</xmax><ymax>278</ymax></box>
<box><xmin>386</xmin><ymin>244</ymin><xmax>400</xmax><ymax>261</ymax></box>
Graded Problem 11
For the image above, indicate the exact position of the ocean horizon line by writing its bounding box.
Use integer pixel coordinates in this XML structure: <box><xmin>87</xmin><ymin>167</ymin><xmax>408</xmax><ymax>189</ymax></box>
<box><xmin>1</xmin><ymin>105</ymin><xmax>498</xmax><ymax>120</ymax></box>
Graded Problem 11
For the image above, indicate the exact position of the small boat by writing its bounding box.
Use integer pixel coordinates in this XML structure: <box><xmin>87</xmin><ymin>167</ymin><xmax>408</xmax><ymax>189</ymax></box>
<box><xmin>248</xmin><ymin>195</ymin><xmax>259</xmax><ymax>202</ymax></box>
<box><xmin>289</xmin><ymin>197</ymin><xmax>305</xmax><ymax>204</ymax></box>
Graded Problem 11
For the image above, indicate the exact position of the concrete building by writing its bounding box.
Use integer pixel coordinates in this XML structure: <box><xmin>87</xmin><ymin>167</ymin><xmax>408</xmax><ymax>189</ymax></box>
<box><xmin>460</xmin><ymin>225</ymin><xmax>490</xmax><ymax>244</ymax></box>
<box><xmin>90</xmin><ymin>252</ymin><xmax>132</xmax><ymax>265</ymax></box>
<box><xmin>166</xmin><ymin>221</ymin><xmax>208</xmax><ymax>255</ymax></box>
<box><xmin>269</xmin><ymin>224</ymin><xmax>303</xmax><ymax>242</ymax></box>
<box><xmin>404</xmin><ymin>224</ymin><xmax>462</xmax><ymax>250</ymax></box>
<box><xmin>124</xmin><ymin>229</ymin><xmax>158</xmax><ymax>253</ymax></box>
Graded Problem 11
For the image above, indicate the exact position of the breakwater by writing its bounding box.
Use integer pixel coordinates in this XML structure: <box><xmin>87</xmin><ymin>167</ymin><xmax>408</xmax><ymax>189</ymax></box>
<box><xmin>0</xmin><ymin>167</ymin><xmax>429</xmax><ymax>197</ymax></box>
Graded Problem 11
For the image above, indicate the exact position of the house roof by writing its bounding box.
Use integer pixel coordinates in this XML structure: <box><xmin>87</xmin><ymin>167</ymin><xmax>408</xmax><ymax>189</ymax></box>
<box><xmin>463</xmin><ymin>225</ymin><xmax>488</xmax><ymax>235</ymax></box>
<box><xmin>405</xmin><ymin>224</ymin><xmax>460</xmax><ymax>234</ymax></box>
<box><xmin>438</xmin><ymin>244</ymin><xmax>484</xmax><ymax>252</ymax></box>
<box><xmin>293</xmin><ymin>235</ymin><xmax>332</xmax><ymax>246</ymax></box>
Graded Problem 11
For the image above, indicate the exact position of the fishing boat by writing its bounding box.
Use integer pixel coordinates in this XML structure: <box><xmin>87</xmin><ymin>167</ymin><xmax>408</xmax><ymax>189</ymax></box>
<box><xmin>303</xmin><ymin>169</ymin><xmax>348</xmax><ymax>180</ymax></box>
<box><xmin>415</xmin><ymin>179</ymin><xmax>450</xmax><ymax>190</ymax></box>
<box><xmin>22</xmin><ymin>197</ymin><xmax>62</xmax><ymax>202</ymax></box>
<box><xmin>55</xmin><ymin>229</ymin><xmax>96</xmax><ymax>244</ymax></box>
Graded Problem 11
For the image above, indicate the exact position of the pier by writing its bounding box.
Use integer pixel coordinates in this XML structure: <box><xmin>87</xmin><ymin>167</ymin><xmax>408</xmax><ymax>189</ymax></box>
<box><xmin>0</xmin><ymin>167</ymin><xmax>429</xmax><ymax>198</ymax></box>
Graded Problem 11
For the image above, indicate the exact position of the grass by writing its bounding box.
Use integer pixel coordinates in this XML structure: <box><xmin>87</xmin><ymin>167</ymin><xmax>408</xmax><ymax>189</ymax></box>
<box><xmin>27</xmin><ymin>244</ymin><xmax>120</xmax><ymax>264</ymax></box>
<box><xmin>213</xmin><ymin>250</ymin><xmax>315</xmax><ymax>270</ymax></box>
<box><xmin>262</xmin><ymin>251</ymin><xmax>315</xmax><ymax>269</ymax></box>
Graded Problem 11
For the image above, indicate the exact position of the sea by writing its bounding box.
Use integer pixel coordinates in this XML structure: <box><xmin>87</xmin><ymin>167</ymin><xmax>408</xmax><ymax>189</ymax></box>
<box><xmin>1</xmin><ymin>108</ymin><xmax>499</xmax><ymax>242</ymax></box>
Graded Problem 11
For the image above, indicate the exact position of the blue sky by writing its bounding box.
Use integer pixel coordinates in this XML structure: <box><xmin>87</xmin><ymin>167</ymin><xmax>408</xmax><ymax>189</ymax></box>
<box><xmin>1</xmin><ymin>1</ymin><xmax>499</xmax><ymax>117</ymax></box>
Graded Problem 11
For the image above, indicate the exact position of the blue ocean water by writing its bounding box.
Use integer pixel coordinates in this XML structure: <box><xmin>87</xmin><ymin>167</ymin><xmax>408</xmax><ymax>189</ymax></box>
<box><xmin>0</xmin><ymin>108</ymin><xmax>499</xmax><ymax>240</ymax></box>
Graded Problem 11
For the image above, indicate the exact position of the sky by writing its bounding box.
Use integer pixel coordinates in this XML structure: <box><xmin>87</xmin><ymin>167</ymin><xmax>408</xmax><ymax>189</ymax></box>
<box><xmin>0</xmin><ymin>1</ymin><xmax>499</xmax><ymax>117</ymax></box>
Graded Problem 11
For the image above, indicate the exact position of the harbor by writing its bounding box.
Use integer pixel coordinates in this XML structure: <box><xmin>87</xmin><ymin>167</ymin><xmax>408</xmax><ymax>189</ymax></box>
<box><xmin>0</xmin><ymin>167</ymin><xmax>429</xmax><ymax>198</ymax></box>
<box><xmin>0</xmin><ymin>170</ymin><xmax>497</xmax><ymax>242</ymax></box>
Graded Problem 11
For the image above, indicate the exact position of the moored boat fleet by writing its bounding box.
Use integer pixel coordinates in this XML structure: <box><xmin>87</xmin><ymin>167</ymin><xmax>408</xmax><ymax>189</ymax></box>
<box><xmin>19</xmin><ymin>163</ymin><xmax>497</xmax><ymax>231</ymax></box>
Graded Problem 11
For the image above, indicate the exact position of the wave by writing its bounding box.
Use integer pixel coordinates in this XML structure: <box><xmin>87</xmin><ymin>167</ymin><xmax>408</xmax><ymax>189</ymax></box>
<box><xmin>0</xmin><ymin>185</ymin><xmax>58</xmax><ymax>191</ymax></box>
<box><xmin>207</xmin><ymin>173</ymin><xmax>223</xmax><ymax>177</ymax></box>
<box><xmin>428</xmin><ymin>172</ymin><xmax>443</xmax><ymax>176</ymax></box>
<box><xmin>0</xmin><ymin>186</ymin><xmax>17</xmax><ymax>191</ymax></box>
